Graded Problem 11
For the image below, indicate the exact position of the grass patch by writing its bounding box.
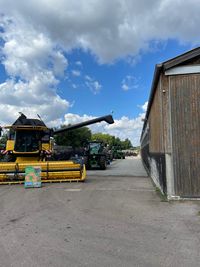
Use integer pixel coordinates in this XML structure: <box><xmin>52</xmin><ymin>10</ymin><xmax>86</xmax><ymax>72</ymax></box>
<box><xmin>155</xmin><ymin>187</ymin><xmax>168</xmax><ymax>202</ymax></box>
<box><xmin>197</xmin><ymin>211</ymin><xmax>200</xmax><ymax>216</ymax></box>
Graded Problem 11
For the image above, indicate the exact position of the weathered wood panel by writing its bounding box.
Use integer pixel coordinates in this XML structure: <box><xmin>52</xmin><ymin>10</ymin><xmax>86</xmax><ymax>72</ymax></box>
<box><xmin>149</xmin><ymin>79</ymin><xmax>164</xmax><ymax>153</ymax></box>
<box><xmin>170</xmin><ymin>74</ymin><xmax>200</xmax><ymax>197</ymax></box>
<box><xmin>161</xmin><ymin>74</ymin><xmax>171</xmax><ymax>153</ymax></box>
<box><xmin>141</xmin><ymin>142</ymin><xmax>167</xmax><ymax>194</ymax></box>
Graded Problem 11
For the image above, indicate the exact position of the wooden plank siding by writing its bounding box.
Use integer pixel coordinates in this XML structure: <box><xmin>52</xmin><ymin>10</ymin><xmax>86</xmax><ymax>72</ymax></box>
<box><xmin>161</xmin><ymin>74</ymin><xmax>171</xmax><ymax>153</ymax></box>
<box><xmin>170</xmin><ymin>74</ymin><xmax>200</xmax><ymax>197</ymax></box>
<box><xmin>149</xmin><ymin>78</ymin><xmax>165</xmax><ymax>153</ymax></box>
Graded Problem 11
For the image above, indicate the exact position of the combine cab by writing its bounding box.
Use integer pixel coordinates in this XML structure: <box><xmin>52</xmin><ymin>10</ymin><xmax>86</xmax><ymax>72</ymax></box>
<box><xmin>0</xmin><ymin>114</ymin><xmax>114</xmax><ymax>184</ymax></box>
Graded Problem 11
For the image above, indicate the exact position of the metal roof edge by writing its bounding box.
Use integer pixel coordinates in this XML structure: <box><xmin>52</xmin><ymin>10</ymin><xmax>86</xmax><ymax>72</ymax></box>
<box><xmin>163</xmin><ymin>46</ymin><xmax>200</xmax><ymax>70</ymax></box>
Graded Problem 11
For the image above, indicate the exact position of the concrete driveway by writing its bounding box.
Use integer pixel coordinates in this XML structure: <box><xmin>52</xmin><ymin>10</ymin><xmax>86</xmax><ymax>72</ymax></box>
<box><xmin>0</xmin><ymin>157</ymin><xmax>199</xmax><ymax>267</ymax></box>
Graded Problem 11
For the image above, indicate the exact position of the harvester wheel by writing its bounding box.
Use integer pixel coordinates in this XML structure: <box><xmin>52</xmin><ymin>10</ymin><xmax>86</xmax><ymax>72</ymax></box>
<box><xmin>99</xmin><ymin>156</ymin><xmax>106</xmax><ymax>170</ymax></box>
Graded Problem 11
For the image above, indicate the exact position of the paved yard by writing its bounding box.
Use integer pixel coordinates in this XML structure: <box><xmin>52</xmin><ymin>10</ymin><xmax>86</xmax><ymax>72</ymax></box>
<box><xmin>0</xmin><ymin>157</ymin><xmax>199</xmax><ymax>267</ymax></box>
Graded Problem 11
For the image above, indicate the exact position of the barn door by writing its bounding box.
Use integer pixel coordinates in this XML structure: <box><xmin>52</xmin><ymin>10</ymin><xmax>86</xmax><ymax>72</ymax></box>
<box><xmin>170</xmin><ymin>74</ymin><xmax>200</xmax><ymax>197</ymax></box>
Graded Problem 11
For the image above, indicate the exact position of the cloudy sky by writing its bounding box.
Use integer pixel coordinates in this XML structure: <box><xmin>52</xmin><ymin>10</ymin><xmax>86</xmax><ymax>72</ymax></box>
<box><xmin>0</xmin><ymin>0</ymin><xmax>199</xmax><ymax>145</ymax></box>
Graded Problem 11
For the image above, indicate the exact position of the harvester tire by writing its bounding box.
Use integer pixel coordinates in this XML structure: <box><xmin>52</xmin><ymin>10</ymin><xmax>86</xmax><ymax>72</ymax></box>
<box><xmin>99</xmin><ymin>156</ymin><xmax>106</xmax><ymax>170</ymax></box>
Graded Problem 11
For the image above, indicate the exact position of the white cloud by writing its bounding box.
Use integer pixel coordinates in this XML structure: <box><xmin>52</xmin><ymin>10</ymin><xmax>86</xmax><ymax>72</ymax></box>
<box><xmin>71</xmin><ymin>70</ymin><xmax>81</xmax><ymax>77</ymax></box>
<box><xmin>0</xmin><ymin>14</ymin><xmax>69</xmax><ymax>126</ymax></box>
<box><xmin>1</xmin><ymin>0</ymin><xmax>200</xmax><ymax>64</ymax></box>
<box><xmin>75</xmin><ymin>61</ymin><xmax>82</xmax><ymax>67</ymax></box>
<box><xmin>0</xmin><ymin>82</ymin><xmax>70</xmax><ymax>125</ymax></box>
<box><xmin>85</xmin><ymin>76</ymin><xmax>102</xmax><ymax>94</ymax></box>
<box><xmin>85</xmin><ymin>75</ymin><xmax>92</xmax><ymax>81</ymax></box>
<box><xmin>138</xmin><ymin>101</ymin><xmax>148</xmax><ymax>113</ymax></box>
<box><xmin>105</xmin><ymin>115</ymin><xmax>144</xmax><ymax>145</ymax></box>
<box><xmin>121</xmin><ymin>75</ymin><xmax>139</xmax><ymax>91</ymax></box>
<box><xmin>72</xmin><ymin>84</ymin><xmax>78</xmax><ymax>89</ymax></box>
<box><xmin>141</xmin><ymin>101</ymin><xmax>148</xmax><ymax>112</ymax></box>
<box><xmin>64</xmin><ymin>113</ymin><xmax>94</xmax><ymax>125</ymax></box>
<box><xmin>1</xmin><ymin>18</ymin><xmax>68</xmax><ymax>78</ymax></box>
<box><xmin>122</xmin><ymin>84</ymin><xmax>129</xmax><ymax>91</ymax></box>
<box><xmin>85</xmin><ymin>80</ymin><xmax>102</xmax><ymax>94</ymax></box>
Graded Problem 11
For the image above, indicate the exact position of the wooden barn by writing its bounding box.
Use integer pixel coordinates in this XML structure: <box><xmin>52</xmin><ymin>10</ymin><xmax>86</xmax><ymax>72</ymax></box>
<box><xmin>140</xmin><ymin>47</ymin><xmax>200</xmax><ymax>199</ymax></box>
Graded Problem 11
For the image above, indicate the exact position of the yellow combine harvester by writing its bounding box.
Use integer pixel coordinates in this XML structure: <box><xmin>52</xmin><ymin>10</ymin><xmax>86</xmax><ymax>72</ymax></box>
<box><xmin>0</xmin><ymin>113</ymin><xmax>114</xmax><ymax>184</ymax></box>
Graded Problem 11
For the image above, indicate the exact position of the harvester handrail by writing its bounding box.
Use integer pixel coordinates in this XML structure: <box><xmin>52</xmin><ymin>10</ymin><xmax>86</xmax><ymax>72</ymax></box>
<box><xmin>4</xmin><ymin>125</ymin><xmax>48</xmax><ymax>130</ymax></box>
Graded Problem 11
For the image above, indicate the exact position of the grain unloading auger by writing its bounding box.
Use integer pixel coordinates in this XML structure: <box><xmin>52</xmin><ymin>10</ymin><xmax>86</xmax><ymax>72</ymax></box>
<box><xmin>0</xmin><ymin>114</ymin><xmax>114</xmax><ymax>184</ymax></box>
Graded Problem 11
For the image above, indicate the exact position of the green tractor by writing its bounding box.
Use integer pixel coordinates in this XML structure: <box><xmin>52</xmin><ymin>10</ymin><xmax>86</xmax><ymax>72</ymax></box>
<box><xmin>83</xmin><ymin>141</ymin><xmax>109</xmax><ymax>170</ymax></box>
<box><xmin>112</xmin><ymin>146</ymin><xmax>125</xmax><ymax>159</ymax></box>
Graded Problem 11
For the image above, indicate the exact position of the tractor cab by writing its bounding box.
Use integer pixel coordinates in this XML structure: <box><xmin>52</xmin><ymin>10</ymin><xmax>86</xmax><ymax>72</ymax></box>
<box><xmin>88</xmin><ymin>141</ymin><xmax>104</xmax><ymax>155</ymax></box>
<box><xmin>83</xmin><ymin>141</ymin><xmax>109</xmax><ymax>170</ymax></box>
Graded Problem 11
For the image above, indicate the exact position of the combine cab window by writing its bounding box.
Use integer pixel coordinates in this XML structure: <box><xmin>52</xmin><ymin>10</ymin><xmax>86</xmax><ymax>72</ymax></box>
<box><xmin>8</xmin><ymin>129</ymin><xmax>15</xmax><ymax>140</ymax></box>
<box><xmin>15</xmin><ymin>131</ymin><xmax>39</xmax><ymax>152</ymax></box>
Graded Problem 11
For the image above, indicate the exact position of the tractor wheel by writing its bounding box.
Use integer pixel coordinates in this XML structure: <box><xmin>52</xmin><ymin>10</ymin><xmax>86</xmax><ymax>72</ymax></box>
<box><xmin>99</xmin><ymin>156</ymin><xmax>106</xmax><ymax>170</ymax></box>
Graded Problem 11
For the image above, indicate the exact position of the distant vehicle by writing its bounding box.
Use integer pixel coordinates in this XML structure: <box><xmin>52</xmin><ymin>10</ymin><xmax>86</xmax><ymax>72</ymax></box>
<box><xmin>112</xmin><ymin>146</ymin><xmax>125</xmax><ymax>159</ymax></box>
<box><xmin>83</xmin><ymin>141</ymin><xmax>109</xmax><ymax>170</ymax></box>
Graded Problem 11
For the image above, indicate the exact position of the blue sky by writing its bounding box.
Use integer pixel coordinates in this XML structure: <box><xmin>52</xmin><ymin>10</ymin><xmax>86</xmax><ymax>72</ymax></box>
<box><xmin>63</xmin><ymin>40</ymin><xmax>192</xmax><ymax>118</ymax></box>
<box><xmin>0</xmin><ymin>0</ymin><xmax>199</xmax><ymax>145</ymax></box>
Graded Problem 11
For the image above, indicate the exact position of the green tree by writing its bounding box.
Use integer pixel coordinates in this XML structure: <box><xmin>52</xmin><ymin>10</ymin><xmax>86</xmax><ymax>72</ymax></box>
<box><xmin>91</xmin><ymin>133</ymin><xmax>133</xmax><ymax>149</ymax></box>
<box><xmin>121</xmin><ymin>138</ymin><xmax>133</xmax><ymax>149</ymax></box>
<box><xmin>113</xmin><ymin>137</ymin><xmax>121</xmax><ymax>147</ymax></box>
<box><xmin>54</xmin><ymin>126</ymin><xmax>92</xmax><ymax>147</ymax></box>
<box><xmin>0</xmin><ymin>133</ymin><xmax>7</xmax><ymax>148</ymax></box>
<box><xmin>91</xmin><ymin>133</ymin><xmax>113</xmax><ymax>145</ymax></box>
<box><xmin>54</xmin><ymin>126</ymin><xmax>133</xmax><ymax>150</ymax></box>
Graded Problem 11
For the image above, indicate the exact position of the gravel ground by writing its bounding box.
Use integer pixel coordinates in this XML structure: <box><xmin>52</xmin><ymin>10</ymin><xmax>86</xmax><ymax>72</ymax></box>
<box><xmin>0</xmin><ymin>157</ymin><xmax>199</xmax><ymax>267</ymax></box>
<box><xmin>88</xmin><ymin>156</ymin><xmax>147</xmax><ymax>177</ymax></box>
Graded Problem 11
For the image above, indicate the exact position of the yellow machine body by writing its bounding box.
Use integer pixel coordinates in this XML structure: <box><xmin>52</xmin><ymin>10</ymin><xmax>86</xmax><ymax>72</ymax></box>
<box><xmin>1</xmin><ymin>124</ymin><xmax>86</xmax><ymax>184</ymax></box>
<box><xmin>0</xmin><ymin>160</ymin><xmax>86</xmax><ymax>185</ymax></box>
<box><xmin>6</xmin><ymin>140</ymin><xmax>14</xmax><ymax>151</ymax></box>
<box><xmin>0</xmin><ymin>113</ymin><xmax>114</xmax><ymax>184</ymax></box>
